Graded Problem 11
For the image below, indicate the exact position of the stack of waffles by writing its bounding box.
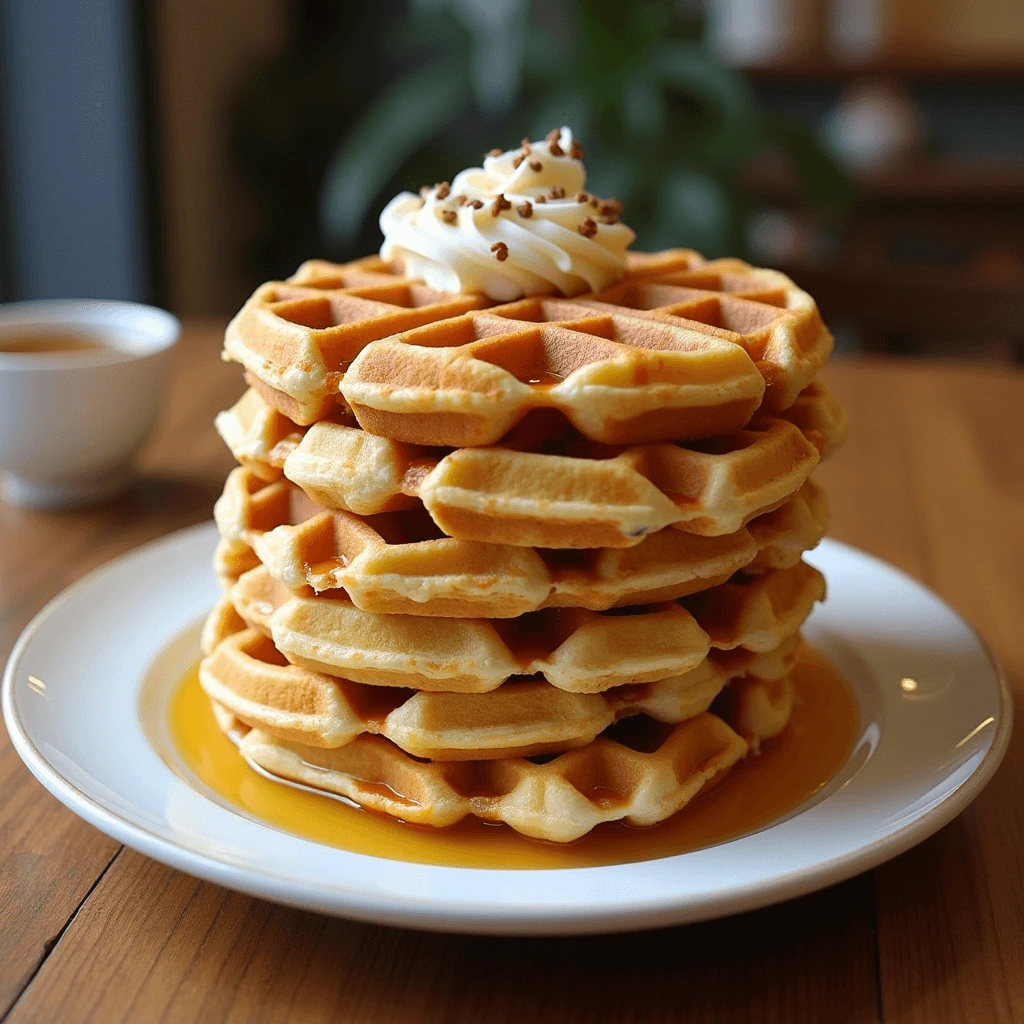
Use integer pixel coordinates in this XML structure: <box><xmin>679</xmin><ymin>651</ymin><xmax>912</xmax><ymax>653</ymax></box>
<box><xmin>202</xmin><ymin>248</ymin><xmax>847</xmax><ymax>843</ymax></box>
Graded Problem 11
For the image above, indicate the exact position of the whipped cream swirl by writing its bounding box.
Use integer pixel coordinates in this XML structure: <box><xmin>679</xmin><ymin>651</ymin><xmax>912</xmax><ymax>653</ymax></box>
<box><xmin>379</xmin><ymin>128</ymin><xmax>635</xmax><ymax>301</ymax></box>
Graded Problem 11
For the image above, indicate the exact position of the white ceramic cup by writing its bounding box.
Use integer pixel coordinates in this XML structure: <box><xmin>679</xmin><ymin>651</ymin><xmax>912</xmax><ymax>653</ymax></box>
<box><xmin>0</xmin><ymin>300</ymin><xmax>180</xmax><ymax>509</ymax></box>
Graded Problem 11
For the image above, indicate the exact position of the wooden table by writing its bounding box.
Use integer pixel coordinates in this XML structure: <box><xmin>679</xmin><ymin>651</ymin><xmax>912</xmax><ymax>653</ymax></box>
<box><xmin>1</xmin><ymin>323</ymin><xmax>1021</xmax><ymax>1023</ymax></box>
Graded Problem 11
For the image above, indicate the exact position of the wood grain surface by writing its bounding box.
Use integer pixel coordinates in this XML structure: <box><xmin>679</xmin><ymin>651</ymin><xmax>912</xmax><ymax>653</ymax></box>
<box><xmin>0</xmin><ymin>324</ymin><xmax>1020</xmax><ymax>1023</ymax></box>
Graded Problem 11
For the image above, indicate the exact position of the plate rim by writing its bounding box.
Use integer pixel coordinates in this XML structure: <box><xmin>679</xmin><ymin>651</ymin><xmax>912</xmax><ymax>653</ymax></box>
<box><xmin>1</xmin><ymin>523</ymin><xmax>1014</xmax><ymax>935</ymax></box>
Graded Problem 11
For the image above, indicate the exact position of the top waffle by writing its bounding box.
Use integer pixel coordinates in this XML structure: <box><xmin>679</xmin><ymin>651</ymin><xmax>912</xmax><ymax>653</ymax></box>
<box><xmin>223</xmin><ymin>257</ymin><xmax>491</xmax><ymax>424</ymax></box>
<box><xmin>225</xmin><ymin>250</ymin><xmax>833</xmax><ymax>440</ymax></box>
<box><xmin>340</xmin><ymin>300</ymin><xmax>765</xmax><ymax>446</ymax></box>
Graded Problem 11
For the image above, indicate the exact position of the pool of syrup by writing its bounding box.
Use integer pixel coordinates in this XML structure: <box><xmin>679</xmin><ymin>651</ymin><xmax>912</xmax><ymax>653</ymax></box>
<box><xmin>167</xmin><ymin>647</ymin><xmax>858</xmax><ymax>869</ymax></box>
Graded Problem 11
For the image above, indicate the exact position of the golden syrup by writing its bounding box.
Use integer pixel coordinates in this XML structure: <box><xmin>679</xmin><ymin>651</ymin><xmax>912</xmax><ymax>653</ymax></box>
<box><xmin>526</xmin><ymin>370</ymin><xmax>565</xmax><ymax>390</ymax></box>
<box><xmin>0</xmin><ymin>330</ymin><xmax>107</xmax><ymax>354</ymax></box>
<box><xmin>167</xmin><ymin>646</ymin><xmax>858</xmax><ymax>869</ymax></box>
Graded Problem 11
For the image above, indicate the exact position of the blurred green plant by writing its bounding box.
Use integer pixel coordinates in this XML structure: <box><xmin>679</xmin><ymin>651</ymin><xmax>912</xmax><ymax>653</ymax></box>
<box><xmin>319</xmin><ymin>0</ymin><xmax>848</xmax><ymax>260</ymax></box>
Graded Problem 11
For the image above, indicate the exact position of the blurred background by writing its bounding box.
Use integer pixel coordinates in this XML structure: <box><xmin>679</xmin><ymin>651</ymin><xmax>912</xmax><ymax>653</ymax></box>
<box><xmin>0</xmin><ymin>0</ymin><xmax>1022</xmax><ymax>359</ymax></box>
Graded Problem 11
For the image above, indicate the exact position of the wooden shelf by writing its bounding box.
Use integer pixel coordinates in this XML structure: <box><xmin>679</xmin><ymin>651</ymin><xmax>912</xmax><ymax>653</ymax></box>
<box><xmin>741</xmin><ymin>54</ymin><xmax>1024</xmax><ymax>82</ymax></box>
<box><xmin>782</xmin><ymin>262</ymin><xmax>1024</xmax><ymax>334</ymax></box>
<box><xmin>748</xmin><ymin>158</ymin><xmax>1024</xmax><ymax>203</ymax></box>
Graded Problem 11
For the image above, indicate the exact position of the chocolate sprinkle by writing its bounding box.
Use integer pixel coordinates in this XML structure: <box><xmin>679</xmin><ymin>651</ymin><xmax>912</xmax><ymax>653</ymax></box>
<box><xmin>441</xmin><ymin>210</ymin><xmax>457</xmax><ymax>224</ymax></box>
<box><xmin>548</xmin><ymin>186</ymin><xmax>566</xmax><ymax>199</ymax></box>
<box><xmin>529</xmin><ymin>160</ymin><xmax>542</xmax><ymax>172</ymax></box>
<box><xmin>517</xmin><ymin>201</ymin><xmax>533</xmax><ymax>218</ymax></box>
<box><xmin>569</xmin><ymin>139</ymin><xmax>584</xmax><ymax>160</ymax></box>
<box><xmin>490</xmin><ymin>195</ymin><xmax>512</xmax><ymax>216</ymax></box>
<box><xmin>490</xmin><ymin>241</ymin><xmax>509</xmax><ymax>261</ymax></box>
<box><xmin>468</xmin><ymin>199</ymin><xmax>484</xmax><ymax>209</ymax></box>
<box><xmin>578</xmin><ymin>217</ymin><xmax>598</xmax><ymax>237</ymax></box>
<box><xmin>487</xmin><ymin>148</ymin><xmax>503</xmax><ymax>157</ymax></box>
<box><xmin>435</xmin><ymin>181</ymin><xmax>450</xmax><ymax>199</ymax></box>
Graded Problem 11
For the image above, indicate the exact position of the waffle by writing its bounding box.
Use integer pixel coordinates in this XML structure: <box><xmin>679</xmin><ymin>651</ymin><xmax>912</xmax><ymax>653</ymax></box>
<box><xmin>226</xmin><ymin>559</ymin><xmax>819</xmax><ymax>692</ymax></box>
<box><xmin>339</xmin><ymin>300</ymin><xmax>767</xmax><ymax>447</ymax></box>
<box><xmin>746</xmin><ymin>478</ymin><xmax>828</xmax><ymax>572</ymax></box>
<box><xmin>225</xmin><ymin>671</ymin><xmax>797</xmax><ymax>843</ymax></box>
<box><xmin>216</xmin><ymin>466</ymin><xmax>761</xmax><ymax>614</ymax></box>
<box><xmin>681</xmin><ymin>560</ymin><xmax>825</xmax><ymax>652</ymax></box>
<box><xmin>226</xmin><ymin>249</ymin><xmax>833</xmax><ymax>435</ymax></box>
<box><xmin>214</xmin><ymin>386</ymin><xmax>320</xmax><ymax>483</ymax></box>
<box><xmin>199</xmin><ymin>617</ymin><xmax>797</xmax><ymax>761</ymax></box>
<box><xmin>213</xmin><ymin>539</ymin><xmax>261</xmax><ymax>587</ymax></box>
<box><xmin>592</xmin><ymin>251</ymin><xmax>834</xmax><ymax>410</ymax></box>
<box><xmin>217</xmin><ymin>373</ymin><xmax>844</xmax><ymax>485</ymax></box>
<box><xmin>214</xmin><ymin>465</ymin><xmax>827</xmax><ymax>615</ymax></box>
<box><xmin>201</xmin><ymin>591</ymin><xmax>247</xmax><ymax>655</ymax></box>
<box><xmin>417</xmin><ymin>420</ymin><xmax>821</xmax><ymax>550</ymax></box>
<box><xmin>236</xmin><ymin>710</ymin><xmax>749</xmax><ymax>841</ymax></box>
<box><xmin>223</xmin><ymin>257</ymin><xmax>491</xmax><ymax>424</ymax></box>
<box><xmin>229</xmin><ymin>565</ymin><xmax>709</xmax><ymax>692</ymax></box>
<box><xmin>217</xmin><ymin>388</ymin><xmax>826</xmax><ymax>547</ymax></box>
<box><xmin>731</xmin><ymin>673</ymin><xmax>796</xmax><ymax>748</ymax></box>
<box><xmin>760</xmin><ymin>379</ymin><xmax>849</xmax><ymax>456</ymax></box>
<box><xmin>337</xmin><ymin>261</ymin><xmax>831</xmax><ymax>445</ymax></box>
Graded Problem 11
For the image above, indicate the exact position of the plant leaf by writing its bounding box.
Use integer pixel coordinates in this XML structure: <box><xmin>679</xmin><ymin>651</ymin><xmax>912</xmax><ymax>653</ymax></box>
<box><xmin>319</xmin><ymin>63</ymin><xmax>469</xmax><ymax>249</ymax></box>
<box><xmin>647</xmin><ymin>39</ymin><xmax>758</xmax><ymax>127</ymax></box>
<box><xmin>448</xmin><ymin>0</ymin><xmax>530</xmax><ymax>115</ymax></box>
<box><xmin>763</xmin><ymin>113</ymin><xmax>853</xmax><ymax>223</ymax></box>
<box><xmin>621</xmin><ymin>76</ymin><xmax>666</xmax><ymax>139</ymax></box>
<box><xmin>656</xmin><ymin>168</ymin><xmax>733</xmax><ymax>255</ymax></box>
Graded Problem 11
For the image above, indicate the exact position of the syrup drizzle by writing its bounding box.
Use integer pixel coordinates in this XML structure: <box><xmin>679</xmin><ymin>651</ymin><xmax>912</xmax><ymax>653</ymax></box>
<box><xmin>526</xmin><ymin>371</ymin><xmax>565</xmax><ymax>389</ymax></box>
<box><xmin>167</xmin><ymin>646</ymin><xmax>858</xmax><ymax>869</ymax></box>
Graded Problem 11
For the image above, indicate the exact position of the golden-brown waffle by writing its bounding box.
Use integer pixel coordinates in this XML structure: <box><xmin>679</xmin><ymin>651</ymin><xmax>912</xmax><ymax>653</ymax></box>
<box><xmin>217</xmin><ymin>388</ymin><xmax>827</xmax><ymax>548</ymax></box>
<box><xmin>214</xmin><ymin>466</ymin><xmax>825</xmax><ymax>615</ymax></box>
<box><xmin>337</xmin><ymin>259</ymin><xmax>831</xmax><ymax>445</ymax></box>
<box><xmin>746</xmin><ymin>478</ymin><xmax>828</xmax><ymax>572</ymax></box>
<box><xmin>211</xmin><ymin>475</ymin><xmax>826</xmax><ymax>597</ymax></box>
<box><xmin>731</xmin><ymin>674</ymin><xmax>796</xmax><ymax>748</ymax></box>
<box><xmin>228</xmin><ymin>565</ymin><xmax>709</xmax><ymax>692</ymax></box>
<box><xmin>225</xmin><ymin>559</ymin><xmax>819</xmax><ymax>692</ymax></box>
<box><xmin>760</xmin><ymin>379</ymin><xmax>849</xmax><ymax>455</ymax></box>
<box><xmin>591</xmin><ymin>253</ymin><xmax>833</xmax><ymax>410</ymax></box>
<box><xmin>218</xmin><ymin>374</ymin><xmax>844</xmax><ymax>480</ymax></box>
<box><xmin>681</xmin><ymin>560</ymin><xmax>825</xmax><ymax>652</ymax></box>
<box><xmin>199</xmin><ymin>620</ymin><xmax>794</xmax><ymax>761</ymax></box>
<box><xmin>235</xmin><ymin>711</ymin><xmax>751</xmax><ymax>842</ymax></box>
<box><xmin>417</xmin><ymin>421</ymin><xmax>821</xmax><ymax>549</ymax></box>
<box><xmin>339</xmin><ymin>301</ymin><xmax>766</xmax><ymax>446</ymax></box>
<box><xmin>226</xmin><ymin>250</ymin><xmax>833</xmax><ymax>436</ymax></box>
<box><xmin>213</xmin><ymin>386</ymin><xmax>352</xmax><ymax>483</ymax></box>
<box><xmin>223</xmin><ymin>257</ymin><xmax>491</xmax><ymax>424</ymax></box>
<box><xmin>216</xmin><ymin>466</ymin><xmax>765</xmax><ymax>615</ymax></box>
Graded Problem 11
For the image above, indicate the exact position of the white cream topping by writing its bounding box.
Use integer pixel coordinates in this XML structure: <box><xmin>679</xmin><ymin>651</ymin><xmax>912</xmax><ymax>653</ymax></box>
<box><xmin>379</xmin><ymin>127</ymin><xmax>635</xmax><ymax>301</ymax></box>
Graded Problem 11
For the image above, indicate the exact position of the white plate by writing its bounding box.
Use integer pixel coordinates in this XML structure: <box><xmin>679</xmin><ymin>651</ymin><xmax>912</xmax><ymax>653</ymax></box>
<box><xmin>2</xmin><ymin>524</ymin><xmax>1011</xmax><ymax>935</ymax></box>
